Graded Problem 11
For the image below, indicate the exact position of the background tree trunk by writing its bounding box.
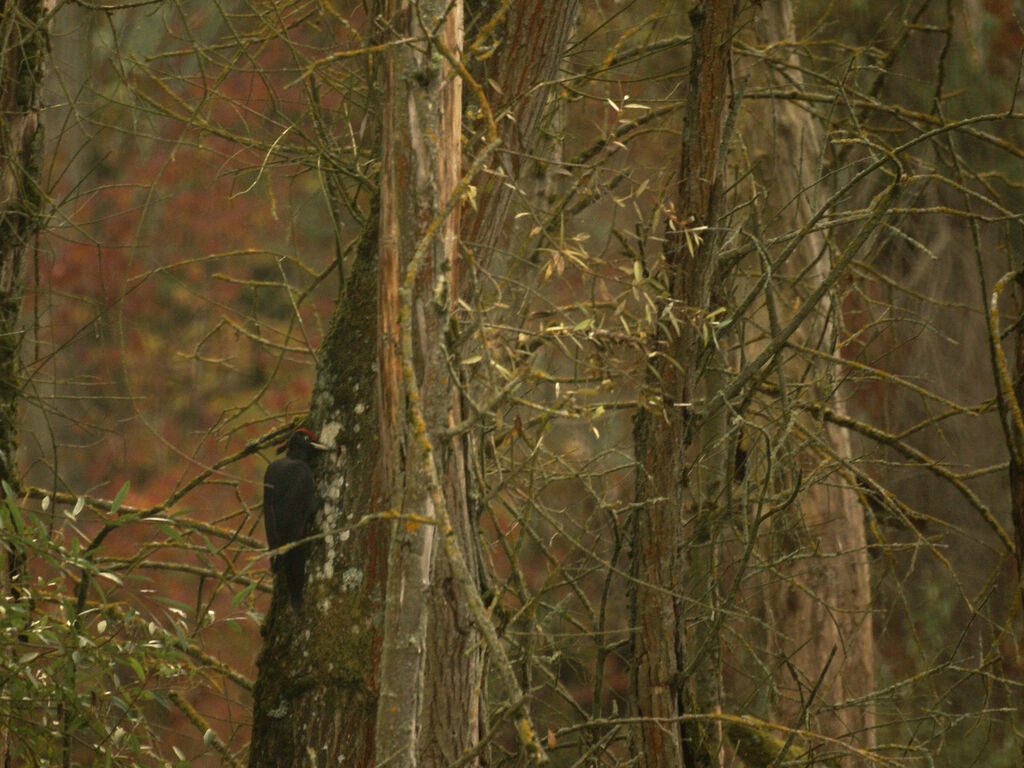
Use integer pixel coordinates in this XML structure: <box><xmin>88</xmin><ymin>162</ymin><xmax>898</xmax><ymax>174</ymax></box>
<box><xmin>0</xmin><ymin>0</ymin><xmax>49</xmax><ymax>762</ymax></box>
<box><xmin>737</xmin><ymin>1</ymin><xmax>875</xmax><ymax>750</ymax></box>
<box><xmin>630</xmin><ymin>2</ymin><xmax>739</xmax><ymax>767</ymax></box>
<box><xmin>632</xmin><ymin>2</ymin><xmax>876</xmax><ymax>765</ymax></box>
<box><xmin>462</xmin><ymin>0</ymin><xmax>580</xmax><ymax>258</ymax></box>
<box><xmin>0</xmin><ymin>0</ymin><xmax>47</xmax><ymax>519</ymax></box>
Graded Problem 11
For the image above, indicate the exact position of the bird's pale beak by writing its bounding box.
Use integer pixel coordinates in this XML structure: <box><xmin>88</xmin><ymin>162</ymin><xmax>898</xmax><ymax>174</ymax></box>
<box><xmin>311</xmin><ymin>441</ymin><xmax>329</xmax><ymax>451</ymax></box>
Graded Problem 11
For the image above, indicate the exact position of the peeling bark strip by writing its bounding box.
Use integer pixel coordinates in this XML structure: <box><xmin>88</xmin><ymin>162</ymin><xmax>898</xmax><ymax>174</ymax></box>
<box><xmin>630</xmin><ymin>3</ymin><xmax>739</xmax><ymax>768</ymax></box>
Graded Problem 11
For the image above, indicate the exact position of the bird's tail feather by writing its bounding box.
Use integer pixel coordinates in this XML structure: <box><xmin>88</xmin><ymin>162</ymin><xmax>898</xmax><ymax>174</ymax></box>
<box><xmin>281</xmin><ymin>547</ymin><xmax>306</xmax><ymax>610</ymax></box>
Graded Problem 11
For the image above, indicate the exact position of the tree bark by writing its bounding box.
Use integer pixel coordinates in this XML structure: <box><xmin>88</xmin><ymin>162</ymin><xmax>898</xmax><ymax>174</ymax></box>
<box><xmin>374</xmin><ymin>1</ymin><xmax>471</xmax><ymax>765</ymax></box>
<box><xmin>0</xmin><ymin>0</ymin><xmax>49</xmax><ymax>762</ymax></box>
<box><xmin>249</xmin><ymin>207</ymin><xmax>386</xmax><ymax>766</ymax></box>
<box><xmin>462</xmin><ymin>0</ymin><xmax>580</xmax><ymax>260</ymax></box>
<box><xmin>630</xmin><ymin>3</ymin><xmax>739</xmax><ymax>767</ymax></box>
<box><xmin>250</xmin><ymin>3</ymin><xmax>580</xmax><ymax>763</ymax></box>
<box><xmin>738</xmin><ymin>1</ymin><xmax>875</xmax><ymax>751</ymax></box>
<box><xmin>0</xmin><ymin>0</ymin><xmax>47</xmax><ymax>509</ymax></box>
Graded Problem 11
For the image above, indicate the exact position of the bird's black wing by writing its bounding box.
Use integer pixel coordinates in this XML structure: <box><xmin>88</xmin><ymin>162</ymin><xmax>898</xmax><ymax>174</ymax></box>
<box><xmin>263</xmin><ymin>456</ymin><xmax>319</xmax><ymax>609</ymax></box>
<box><xmin>263</xmin><ymin>456</ymin><xmax>317</xmax><ymax>549</ymax></box>
<box><xmin>263</xmin><ymin>458</ymin><xmax>286</xmax><ymax>551</ymax></box>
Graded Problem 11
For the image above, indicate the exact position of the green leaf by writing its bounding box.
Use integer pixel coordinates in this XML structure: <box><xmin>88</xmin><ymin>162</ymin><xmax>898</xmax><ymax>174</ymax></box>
<box><xmin>109</xmin><ymin>482</ymin><xmax>131</xmax><ymax>515</ymax></box>
<box><xmin>4</xmin><ymin>499</ymin><xmax>24</xmax><ymax>534</ymax></box>
<box><xmin>152</xmin><ymin>519</ymin><xmax>184</xmax><ymax>546</ymax></box>
<box><xmin>128</xmin><ymin>655</ymin><xmax>147</xmax><ymax>683</ymax></box>
<box><xmin>231</xmin><ymin>578</ymin><xmax>259</xmax><ymax>608</ymax></box>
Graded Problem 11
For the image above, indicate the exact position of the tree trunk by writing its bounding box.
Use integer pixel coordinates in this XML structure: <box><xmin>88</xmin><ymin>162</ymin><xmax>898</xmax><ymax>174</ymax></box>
<box><xmin>249</xmin><ymin>3</ymin><xmax>580</xmax><ymax>763</ymax></box>
<box><xmin>631</xmin><ymin>1</ymin><xmax>875</xmax><ymax>765</ymax></box>
<box><xmin>462</xmin><ymin>0</ymin><xmax>580</xmax><ymax>259</ymax></box>
<box><xmin>0</xmin><ymin>0</ymin><xmax>47</xmax><ymax>514</ymax></box>
<box><xmin>630</xmin><ymin>3</ymin><xmax>739</xmax><ymax>767</ymax></box>
<box><xmin>374</xmin><ymin>1</ymin><xmax>472</xmax><ymax>765</ymax></box>
<box><xmin>738</xmin><ymin>1</ymin><xmax>875</xmax><ymax>751</ymax></box>
<box><xmin>249</xmin><ymin>208</ymin><xmax>386</xmax><ymax>766</ymax></box>
<box><xmin>0</xmin><ymin>0</ymin><xmax>49</xmax><ymax>762</ymax></box>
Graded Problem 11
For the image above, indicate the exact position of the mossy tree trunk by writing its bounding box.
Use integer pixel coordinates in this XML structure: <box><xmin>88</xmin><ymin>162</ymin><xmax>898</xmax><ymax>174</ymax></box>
<box><xmin>0</xmin><ymin>1</ymin><xmax>49</xmax><ymax>762</ymax></box>
<box><xmin>0</xmin><ymin>0</ymin><xmax>47</xmax><ymax>517</ymax></box>
<box><xmin>250</xmin><ymin>2</ymin><xmax>579</xmax><ymax>765</ymax></box>
<box><xmin>249</xmin><ymin>204</ymin><xmax>386</xmax><ymax>766</ymax></box>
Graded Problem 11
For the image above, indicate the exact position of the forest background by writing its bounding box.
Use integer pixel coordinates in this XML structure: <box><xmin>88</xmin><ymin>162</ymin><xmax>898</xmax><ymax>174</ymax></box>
<box><xmin>2</xmin><ymin>0</ymin><xmax>1024</xmax><ymax>766</ymax></box>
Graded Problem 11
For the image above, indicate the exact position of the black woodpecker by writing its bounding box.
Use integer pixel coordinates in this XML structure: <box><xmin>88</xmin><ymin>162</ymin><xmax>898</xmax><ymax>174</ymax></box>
<box><xmin>263</xmin><ymin>428</ymin><xmax>329</xmax><ymax>609</ymax></box>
